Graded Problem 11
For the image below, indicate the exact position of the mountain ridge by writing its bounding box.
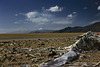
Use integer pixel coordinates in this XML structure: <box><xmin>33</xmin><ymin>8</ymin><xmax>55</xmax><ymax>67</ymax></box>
<box><xmin>53</xmin><ymin>22</ymin><xmax>100</xmax><ymax>33</ymax></box>
<box><xmin>30</xmin><ymin>22</ymin><xmax>100</xmax><ymax>33</ymax></box>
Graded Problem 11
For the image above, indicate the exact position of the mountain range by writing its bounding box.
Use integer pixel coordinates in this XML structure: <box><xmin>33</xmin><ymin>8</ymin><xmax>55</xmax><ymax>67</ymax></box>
<box><xmin>54</xmin><ymin>22</ymin><xmax>100</xmax><ymax>33</ymax></box>
<box><xmin>30</xmin><ymin>22</ymin><xmax>100</xmax><ymax>33</ymax></box>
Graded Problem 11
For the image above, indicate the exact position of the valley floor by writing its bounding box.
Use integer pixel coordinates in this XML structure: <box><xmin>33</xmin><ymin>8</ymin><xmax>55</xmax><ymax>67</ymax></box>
<box><xmin>0</xmin><ymin>33</ymin><xmax>100</xmax><ymax>67</ymax></box>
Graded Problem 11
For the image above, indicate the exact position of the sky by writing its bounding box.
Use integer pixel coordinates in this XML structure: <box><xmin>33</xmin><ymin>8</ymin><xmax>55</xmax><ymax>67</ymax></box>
<box><xmin>0</xmin><ymin>0</ymin><xmax>100</xmax><ymax>33</ymax></box>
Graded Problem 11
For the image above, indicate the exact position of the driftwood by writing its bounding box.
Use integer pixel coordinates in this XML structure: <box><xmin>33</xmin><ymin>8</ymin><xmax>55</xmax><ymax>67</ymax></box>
<box><xmin>39</xmin><ymin>31</ymin><xmax>100</xmax><ymax>67</ymax></box>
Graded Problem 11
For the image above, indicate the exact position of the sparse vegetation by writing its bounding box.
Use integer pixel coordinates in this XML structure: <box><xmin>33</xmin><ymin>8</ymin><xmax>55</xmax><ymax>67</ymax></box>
<box><xmin>0</xmin><ymin>33</ymin><xmax>100</xmax><ymax>67</ymax></box>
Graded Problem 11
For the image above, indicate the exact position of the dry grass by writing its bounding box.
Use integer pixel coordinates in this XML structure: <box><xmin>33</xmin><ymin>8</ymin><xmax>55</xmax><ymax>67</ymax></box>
<box><xmin>0</xmin><ymin>33</ymin><xmax>100</xmax><ymax>67</ymax></box>
<box><xmin>0</xmin><ymin>33</ymin><xmax>83</xmax><ymax>40</ymax></box>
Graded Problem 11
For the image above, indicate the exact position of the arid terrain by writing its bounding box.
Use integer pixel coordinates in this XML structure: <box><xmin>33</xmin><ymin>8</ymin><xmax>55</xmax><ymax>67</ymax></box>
<box><xmin>0</xmin><ymin>33</ymin><xmax>100</xmax><ymax>67</ymax></box>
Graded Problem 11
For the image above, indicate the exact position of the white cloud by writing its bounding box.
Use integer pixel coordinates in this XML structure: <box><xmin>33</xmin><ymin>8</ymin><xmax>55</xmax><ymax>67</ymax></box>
<box><xmin>15</xmin><ymin>13</ymin><xmax>25</xmax><ymax>17</ymax></box>
<box><xmin>25</xmin><ymin>11</ymin><xmax>73</xmax><ymax>25</ymax></box>
<box><xmin>25</xmin><ymin>12</ymin><xmax>38</xmax><ymax>18</ymax></box>
<box><xmin>97</xmin><ymin>6</ymin><xmax>100</xmax><ymax>10</ymax></box>
<box><xmin>11</xmin><ymin>11</ymin><xmax>75</xmax><ymax>32</ymax></box>
<box><xmin>6</xmin><ymin>9</ymin><xmax>77</xmax><ymax>33</ymax></box>
<box><xmin>67</xmin><ymin>14</ymin><xmax>73</xmax><ymax>18</ymax></box>
<box><xmin>73</xmin><ymin>12</ymin><xmax>76</xmax><ymax>14</ymax></box>
<box><xmin>83</xmin><ymin>7</ymin><xmax>87</xmax><ymax>9</ymax></box>
<box><xmin>46</xmin><ymin>5</ymin><xmax>63</xmax><ymax>12</ymax></box>
<box><xmin>15</xmin><ymin>14</ymin><xmax>18</xmax><ymax>16</ymax></box>
<box><xmin>38</xmin><ymin>28</ymin><xmax>43</xmax><ymax>30</ymax></box>
<box><xmin>14</xmin><ymin>22</ymin><xmax>20</xmax><ymax>24</ymax></box>
<box><xmin>67</xmin><ymin>12</ymin><xmax>77</xmax><ymax>18</ymax></box>
<box><xmin>25</xmin><ymin>11</ymin><xmax>49</xmax><ymax>24</ymax></box>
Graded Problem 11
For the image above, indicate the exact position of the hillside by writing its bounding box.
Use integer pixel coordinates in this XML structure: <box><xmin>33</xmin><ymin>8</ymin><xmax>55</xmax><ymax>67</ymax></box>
<box><xmin>54</xmin><ymin>22</ymin><xmax>100</xmax><ymax>33</ymax></box>
<box><xmin>82</xmin><ymin>22</ymin><xmax>100</xmax><ymax>32</ymax></box>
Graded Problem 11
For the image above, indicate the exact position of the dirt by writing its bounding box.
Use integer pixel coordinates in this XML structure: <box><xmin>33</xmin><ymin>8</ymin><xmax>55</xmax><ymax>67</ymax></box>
<box><xmin>0</xmin><ymin>33</ymin><xmax>100</xmax><ymax>67</ymax></box>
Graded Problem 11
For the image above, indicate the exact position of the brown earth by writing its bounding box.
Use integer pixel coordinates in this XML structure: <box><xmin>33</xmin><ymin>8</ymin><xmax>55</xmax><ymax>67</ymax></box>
<box><xmin>0</xmin><ymin>33</ymin><xmax>100</xmax><ymax>67</ymax></box>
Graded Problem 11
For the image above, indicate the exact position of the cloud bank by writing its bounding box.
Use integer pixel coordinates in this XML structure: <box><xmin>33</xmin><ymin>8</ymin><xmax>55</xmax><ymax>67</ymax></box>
<box><xmin>25</xmin><ymin>11</ymin><xmax>73</xmax><ymax>25</ymax></box>
<box><xmin>25</xmin><ymin>12</ymin><xmax>50</xmax><ymax>25</ymax></box>
<box><xmin>13</xmin><ymin>5</ymin><xmax>77</xmax><ymax>32</ymax></box>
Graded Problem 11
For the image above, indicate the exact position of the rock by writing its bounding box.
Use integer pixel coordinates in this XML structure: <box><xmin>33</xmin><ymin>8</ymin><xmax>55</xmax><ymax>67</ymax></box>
<box><xmin>10</xmin><ymin>43</ymin><xmax>13</xmax><ymax>46</ymax></box>
<box><xmin>38</xmin><ymin>43</ymin><xmax>45</xmax><ymax>46</ymax></box>
<box><xmin>32</xmin><ymin>58</ymin><xmax>39</xmax><ymax>63</ymax></box>
<box><xmin>44</xmin><ymin>40</ymin><xmax>48</xmax><ymax>42</ymax></box>
<box><xmin>93</xmin><ymin>61</ymin><xmax>100</xmax><ymax>67</ymax></box>
<box><xmin>46</xmin><ymin>47</ymin><xmax>56</xmax><ymax>51</ymax></box>
<box><xmin>21</xmin><ymin>65</ymin><xmax>31</xmax><ymax>67</ymax></box>
<box><xmin>80</xmin><ymin>54</ymin><xmax>91</xmax><ymax>59</ymax></box>
<box><xmin>29</xmin><ymin>48</ymin><xmax>33</xmax><ymax>51</ymax></box>
<box><xmin>81</xmin><ymin>63</ymin><xmax>88</xmax><ymax>67</ymax></box>
<box><xmin>48</xmin><ymin>51</ymin><xmax>57</xmax><ymax>58</ymax></box>
<box><xmin>60</xmin><ymin>51</ymin><xmax>66</xmax><ymax>55</ymax></box>
<box><xmin>35</xmin><ymin>53</ymin><xmax>41</xmax><ymax>56</ymax></box>
<box><xmin>0</xmin><ymin>43</ymin><xmax>4</xmax><ymax>46</ymax></box>
<box><xmin>11</xmin><ymin>58</ymin><xmax>16</xmax><ymax>62</ymax></box>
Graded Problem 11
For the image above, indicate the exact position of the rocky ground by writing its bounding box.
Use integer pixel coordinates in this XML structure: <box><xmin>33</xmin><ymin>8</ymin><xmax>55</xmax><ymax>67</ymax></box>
<box><xmin>0</xmin><ymin>37</ymin><xmax>76</xmax><ymax>67</ymax></box>
<box><xmin>62</xmin><ymin>51</ymin><xmax>100</xmax><ymax>67</ymax></box>
<box><xmin>0</xmin><ymin>33</ymin><xmax>100</xmax><ymax>67</ymax></box>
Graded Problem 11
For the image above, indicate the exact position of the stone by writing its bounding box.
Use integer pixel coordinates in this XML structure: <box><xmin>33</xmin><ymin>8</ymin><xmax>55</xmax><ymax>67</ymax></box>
<box><xmin>81</xmin><ymin>63</ymin><xmax>88</xmax><ymax>67</ymax></box>
<box><xmin>93</xmin><ymin>61</ymin><xmax>100</xmax><ymax>67</ymax></box>
<box><xmin>48</xmin><ymin>51</ymin><xmax>57</xmax><ymax>58</ymax></box>
<box><xmin>80</xmin><ymin>54</ymin><xmax>91</xmax><ymax>59</ymax></box>
<box><xmin>38</xmin><ymin>43</ymin><xmax>45</xmax><ymax>46</ymax></box>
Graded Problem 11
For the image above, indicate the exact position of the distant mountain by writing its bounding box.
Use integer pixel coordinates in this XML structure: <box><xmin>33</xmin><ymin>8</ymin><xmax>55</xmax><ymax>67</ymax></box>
<box><xmin>53</xmin><ymin>22</ymin><xmax>100</xmax><ymax>33</ymax></box>
<box><xmin>30</xmin><ymin>22</ymin><xmax>100</xmax><ymax>33</ymax></box>
<box><xmin>53</xmin><ymin>26</ymin><xmax>84</xmax><ymax>33</ymax></box>
<box><xmin>82</xmin><ymin>22</ymin><xmax>100</xmax><ymax>32</ymax></box>
<box><xmin>30</xmin><ymin>30</ymin><xmax>54</xmax><ymax>33</ymax></box>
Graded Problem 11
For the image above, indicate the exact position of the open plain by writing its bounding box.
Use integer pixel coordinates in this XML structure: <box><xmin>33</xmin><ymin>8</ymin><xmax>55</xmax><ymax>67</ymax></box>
<box><xmin>0</xmin><ymin>33</ymin><xmax>100</xmax><ymax>67</ymax></box>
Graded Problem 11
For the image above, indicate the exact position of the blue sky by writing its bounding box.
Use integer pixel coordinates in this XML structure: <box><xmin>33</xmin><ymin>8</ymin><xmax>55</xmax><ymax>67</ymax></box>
<box><xmin>0</xmin><ymin>0</ymin><xmax>100</xmax><ymax>33</ymax></box>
